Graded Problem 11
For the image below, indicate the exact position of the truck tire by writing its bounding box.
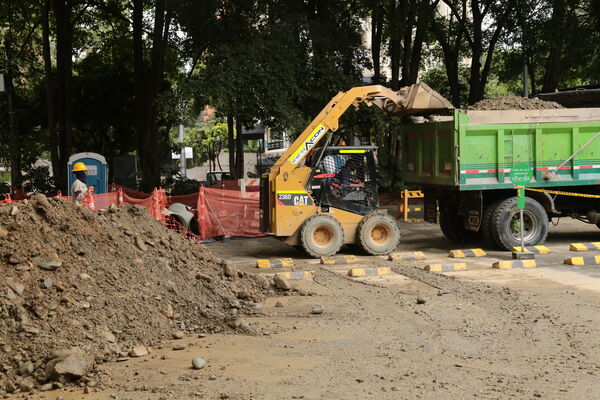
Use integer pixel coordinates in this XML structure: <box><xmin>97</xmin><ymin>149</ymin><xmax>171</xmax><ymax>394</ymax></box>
<box><xmin>300</xmin><ymin>215</ymin><xmax>344</xmax><ymax>258</ymax></box>
<box><xmin>491</xmin><ymin>196</ymin><xmax>548</xmax><ymax>250</ymax></box>
<box><xmin>357</xmin><ymin>212</ymin><xmax>401</xmax><ymax>255</ymax></box>
<box><xmin>439</xmin><ymin>202</ymin><xmax>479</xmax><ymax>244</ymax></box>
<box><xmin>482</xmin><ymin>200</ymin><xmax>503</xmax><ymax>248</ymax></box>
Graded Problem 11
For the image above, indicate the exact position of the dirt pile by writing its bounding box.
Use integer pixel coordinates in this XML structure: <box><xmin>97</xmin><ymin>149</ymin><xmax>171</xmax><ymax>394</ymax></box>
<box><xmin>0</xmin><ymin>196</ymin><xmax>271</xmax><ymax>394</ymax></box>
<box><xmin>468</xmin><ymin>95</ymin><xmax>564</xmax><ymax>110</ymax></box>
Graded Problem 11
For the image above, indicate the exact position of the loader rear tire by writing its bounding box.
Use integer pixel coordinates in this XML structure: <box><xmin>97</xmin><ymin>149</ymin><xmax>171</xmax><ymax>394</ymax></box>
<box><xmin>357</xmin><ymin>212</ymin><xmax>401</xmax><ymax>255</ymax></box>
<box><xmin>300</xmin><ymin>215</ymin><xmax>344</xmax><ymax>258</ymax></box>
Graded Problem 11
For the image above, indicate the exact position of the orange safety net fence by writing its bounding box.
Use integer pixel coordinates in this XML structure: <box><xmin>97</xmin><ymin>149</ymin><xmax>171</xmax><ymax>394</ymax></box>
<box><xmin>197</xmin><ymin>186</ymin><xmax>263</xmax><ymax>239</ymax></box>
<box><xmin>2</xmin><ymin>182</ymin><xmax>264</xmax><ymax>240</ymax></box>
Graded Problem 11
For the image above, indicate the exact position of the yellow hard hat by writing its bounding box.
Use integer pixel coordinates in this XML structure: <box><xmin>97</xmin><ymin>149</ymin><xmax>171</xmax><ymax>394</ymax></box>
<box><xmin>72</xmin><ymin>162</ymin><xmax>88</xmax><ymax>172</ymax></box>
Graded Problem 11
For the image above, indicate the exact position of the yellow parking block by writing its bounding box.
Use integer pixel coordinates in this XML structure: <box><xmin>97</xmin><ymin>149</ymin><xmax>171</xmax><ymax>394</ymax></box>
<box><xmin>256</xmin><ymin>258</ymin><xmax>294</xmax><ymax>269</ymax></box>
<box><xmin>320</xmin><ymin>255</ymin><xmax>359</xmax><ymax>265</ymax></box>
<box><xmin>493</xmin><ymin>260</ymin><xmax>537</xmax><ymax>269</ymax></box>
<box><xmin>388</xmin><ymin>251</ymin><xmax>426</xmax><ymax>261</ymax></box>
<box><xmin>511</xmin><ymin>245</ymin><xmax>552</xmax><ymax>254</ymax></box>
<box><xmin>424</xmin><ymin>263</ymin><xmax>467</xmax><ymax>272</ymax></box>
<box><xmin>274</xmin><ymin>271</ymin><xmax>315</xmax><ymax>280</ymax></box>
<box><xmin>564</xmin><ymin>256</ymin><xmax>600</xmax><ymax>265</ymax></box>
<box><xmin>348</xmin><ymin>267</ymin><xmax>391</xmax><ymax>277</ymax></box>
<box><xmin>448</xmin><ymin>249</ymin><xmax>486</xmax><ymax>258</ymax></box>
<box><xmin>569</xmin><ymin>242</ymin><xmax>600</xmax><ymax>252</ymax></box>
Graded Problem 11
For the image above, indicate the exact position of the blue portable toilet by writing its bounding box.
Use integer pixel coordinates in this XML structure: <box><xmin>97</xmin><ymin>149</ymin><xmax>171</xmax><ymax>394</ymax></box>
<box><xmin>67</xmin><ymin>152</ymin><xmax>108</xmax><ymax>195</ymax></box>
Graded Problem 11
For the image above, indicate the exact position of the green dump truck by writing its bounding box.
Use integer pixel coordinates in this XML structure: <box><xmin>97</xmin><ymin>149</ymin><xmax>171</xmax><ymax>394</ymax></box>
<box><xmin>402</xmin><ymin>108</ymin><xmax>600</xmax><ymax>250</ymax></box>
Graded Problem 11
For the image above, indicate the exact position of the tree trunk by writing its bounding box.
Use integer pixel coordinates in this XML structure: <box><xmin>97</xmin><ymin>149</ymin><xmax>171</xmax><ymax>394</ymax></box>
<box><xmin>235</xmin><ymin>118</ymin><xmax>244</xmax><ymax>179</ymax></box>
<box><xmin>43</xmin><ymin>0</ymin><xmax>59</xmax><ymax>192</ymax></box>
<box><xmin>3</xmin><ymin>5</ymin><xmax>21</xmax><ymax>189</ymax></box>
<box><xmin>400</xmin><ymin>1</ymin><xmax>414</xmax><ymax>86</ymax></box>
<box><xmin>467</xmin><ymin>2</ymin><xmax>483</xmax><ymax>105</ymax></box>
<box><xmin>227</xmin><ymin>115</ymin><xmax>236</xmax><ymax>179</ymax></box>
<box><xmin>388</xmin><ymin>0</ymin><xmax>401</xmax><ymax>90</ymax></box>
<box><xmin>371</xmin><ymin>2</ymin><xmax>383</xmax><ymax>84</ymax></box>
<box><xmin>52</xmin><ymin>0</ymin><xmax>74</xmax><ymax>192</ymax></box>
<box><xmin>541</xmin><ymin>0</ymin><xmax>566</xmax><ymax>92</ymax></box>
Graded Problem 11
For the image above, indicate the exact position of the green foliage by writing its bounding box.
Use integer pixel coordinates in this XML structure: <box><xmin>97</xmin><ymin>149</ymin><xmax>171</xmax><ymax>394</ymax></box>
<box><xmin>22</xmin><ymin>166</ymin><xmax>55</xmax><ymax>195</ymax></box>
<box><xmin>421</xmin><ymin>66</ymin><xmax>470</xmax><ymax>107</ymax></box>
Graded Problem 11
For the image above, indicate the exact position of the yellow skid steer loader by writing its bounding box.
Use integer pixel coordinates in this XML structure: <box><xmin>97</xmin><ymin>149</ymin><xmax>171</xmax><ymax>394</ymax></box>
<box><xmin>259</xmin><ymin>83</ymin><xmax>452</xmax><ymax>257</ymax></box>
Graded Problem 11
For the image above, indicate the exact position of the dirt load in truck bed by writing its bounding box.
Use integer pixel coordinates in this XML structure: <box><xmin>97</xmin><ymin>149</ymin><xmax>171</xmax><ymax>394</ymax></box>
<box><xmin>0</xmin><ymin>196</ymin><xmax>270</xmax><ymax>394</ymax></box>
<box><xmin>468</xmin><ymin>95</ymin><xmax>564</xmax><ymax>110</ymax></box>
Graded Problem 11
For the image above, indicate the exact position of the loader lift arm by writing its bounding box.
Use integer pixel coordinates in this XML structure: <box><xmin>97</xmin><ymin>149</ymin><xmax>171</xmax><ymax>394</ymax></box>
<box><xmin>270</xmin><ymin>83</ymin><xmax>453</xmax><ymax>176</ymax></box>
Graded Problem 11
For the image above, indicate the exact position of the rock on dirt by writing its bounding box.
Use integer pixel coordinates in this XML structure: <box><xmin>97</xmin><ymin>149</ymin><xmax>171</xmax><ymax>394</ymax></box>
<box><xmin>130</xmin><ymin>346</ymin><xmax>149</xmax><ymax>357</ymax></box>
<box><xmin>192</xmin><ymin>357</ymin><xmax>207</xmax><ymax>370</ymax></box>
<box><xmin>47</xmin><ymin>350</ymin><xmax>95</xmax><ymax>378</ymax></box>
<box><xmin>0</xmin><ymin>202</ymin><xmax>268</xmax><ymax>391</ymax></box>
<box><xmin>468</xmin><ymin>95</ymin><xmax>564</xmax><ymax>110</ymax></box>
<box><xmin>274</xmin><ymin>275</ymin><xmax>291</xmax><ymax>291</ymax></box>
<box><xmin>311</xmin><ymin>304</ymin><xmax>324</xmax><ymax>315</ymax></box>
<box><xmin>416</xmin><ymin>296</ymin><xmax>427</xmax><ymax>305</ymax></box>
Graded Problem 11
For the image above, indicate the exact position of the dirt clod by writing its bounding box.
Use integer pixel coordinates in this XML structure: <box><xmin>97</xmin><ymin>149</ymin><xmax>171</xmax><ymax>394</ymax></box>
<box><xmin>468</xmin><ymin>95</ymin><xmax>564</xmax><ymax>110</ymax></box>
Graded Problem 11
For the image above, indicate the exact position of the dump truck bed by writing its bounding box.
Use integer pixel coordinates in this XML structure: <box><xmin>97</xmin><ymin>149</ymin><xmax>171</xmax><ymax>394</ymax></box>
<box><xmin>402</xmin><ymin>108</ymin><xmax>600</xmax><ymax>190</ymax></box>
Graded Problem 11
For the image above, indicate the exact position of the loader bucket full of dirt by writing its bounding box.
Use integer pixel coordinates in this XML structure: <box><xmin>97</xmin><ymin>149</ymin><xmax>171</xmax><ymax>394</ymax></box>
<box><xmin>373</xmin><ymin>82</ymin><xmax>453</xmax><ymax>116</ymax></box>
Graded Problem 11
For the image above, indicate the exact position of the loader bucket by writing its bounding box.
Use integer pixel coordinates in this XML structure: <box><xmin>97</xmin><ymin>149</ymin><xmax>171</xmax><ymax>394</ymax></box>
<box><xmin>373</xmin><ymin>82</ymin><xmax>453</xmax><ymax>116</ymax></box>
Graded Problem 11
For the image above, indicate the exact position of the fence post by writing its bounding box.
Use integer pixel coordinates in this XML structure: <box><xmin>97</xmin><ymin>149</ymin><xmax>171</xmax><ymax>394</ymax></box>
<box><xmin>198</xmin><ymin>186</ymin><xmax>206</xmax><ymax>239</ymax></box>
<box><xmin>118</xmin><ymin>188</ymin><xmax>124</xmax><ymax>206</ymax></box>
<box><xmin>402</xmin><ymin>189</ymin><xmax>409</xmax><ymax>222</ymax></box>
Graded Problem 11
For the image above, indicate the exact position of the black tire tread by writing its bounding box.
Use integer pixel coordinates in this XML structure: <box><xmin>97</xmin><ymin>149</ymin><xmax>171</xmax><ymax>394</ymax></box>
<box><xmin>491</xmin><ymin>196</ymin><xmax>548</xmax><ymax>251</ymax></box>
<box><xmin>357</xmin><ymin>211</ymin><xmax>401</xmax><ymax>255</ymax></box>
<box><xmin>300</xmin><ymin>214</ymin><xmax>344</xmax><ymax>258</ymax></box>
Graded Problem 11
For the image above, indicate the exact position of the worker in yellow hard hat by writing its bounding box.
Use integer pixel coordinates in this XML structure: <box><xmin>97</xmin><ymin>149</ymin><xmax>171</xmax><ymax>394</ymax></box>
<box><xmin>71</xmin><ymin>162</ymin><xmax>88</xmax><ymax>205</ymax></box>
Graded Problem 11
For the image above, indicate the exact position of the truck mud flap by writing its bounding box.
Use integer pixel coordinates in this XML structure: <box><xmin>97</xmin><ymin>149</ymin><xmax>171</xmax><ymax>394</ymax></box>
<box><xmin>462</xmin><ymin>191</ymin><xmax>482</xmax><ymax>231</ymax></box>
<box><xmin>424</xmin><ymin>195</ymin><xmax>437</xmax><ymax>223</ymax></box>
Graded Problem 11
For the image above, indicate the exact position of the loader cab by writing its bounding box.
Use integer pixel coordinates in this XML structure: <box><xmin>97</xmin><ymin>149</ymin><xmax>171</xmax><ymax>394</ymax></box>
<box><xmin>307</xmin><ymin>146</ymin><xmax>379</xmax><ymax>216</ymax></box>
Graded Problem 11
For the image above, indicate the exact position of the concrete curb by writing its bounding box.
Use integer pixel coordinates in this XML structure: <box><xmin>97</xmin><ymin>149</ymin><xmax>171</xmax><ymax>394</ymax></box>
<box><xmin>569</xmin><ymin>242</ymin><xmax>600</xmax><ymax>252</ymax></box>
<box><xmin>493</xmin><ymin>260</ymin><xmax>537</xmax><ymax>269</ymax></box>
<box><xmin>424</xmin><ymin>263</ymin><xmax>468</xmax><ymax>272</ymax></box>
<box><xmin>320</xmin><ymin>255</ymin><xmax>359</xmax><ymax>265</ymax></box>
<box><xmin>511</xmin><ymin>245</ymin><xmax>551</xmax><ymax>254</ymax></box>
<box><xmin>348</xmin><ymin>267</ymin><xmax>392</xmax><ymax>277</ymax></box>
<box><xmin>256</xmin><ymin>258</ymin><xmax>294</xmax><ymax>269</ymax></box>
<box><xmin>564</xmin><ymin>256</ymin><xmax>600</xmax><ymax>265</ymax></box>
<box><xmin>448</xmin><ymin>249</ymin><xmax>486</xmax><ymax>258</ymax></box>
<box><xmin>268</xmin><ymin>271</ymin><xmax>315</xmax><ymax>280</ymax></box>
<box><xmin>388</xmin><ymin>251</ymin><xmax>426</xmax><ymax>261</ymax></box>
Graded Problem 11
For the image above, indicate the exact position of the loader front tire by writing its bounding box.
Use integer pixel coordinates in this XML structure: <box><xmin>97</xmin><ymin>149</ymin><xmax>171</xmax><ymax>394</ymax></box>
<box><xmin>300</xmin><ymin>215</ymin><xmax>344</xmax><ymax>258</ymax></box>
<box><xmin>357</xmin><ymin>212</ymin><xmax>401</xmax><ymax>255</ymax></box>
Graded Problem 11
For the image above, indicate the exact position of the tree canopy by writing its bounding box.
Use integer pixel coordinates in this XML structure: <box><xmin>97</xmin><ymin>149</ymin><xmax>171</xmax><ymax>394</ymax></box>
<box><xmin>0</xmin><ymin>0</ymin><xmax>598</xmax><ymax>191</ymax></box>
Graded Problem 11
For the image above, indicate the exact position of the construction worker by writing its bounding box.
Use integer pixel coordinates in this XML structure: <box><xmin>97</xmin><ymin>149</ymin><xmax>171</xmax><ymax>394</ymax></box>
<box><xmin>71</xmin><ymin>162</ymin><xmax>88</xmax><ymax>205</ymax></box>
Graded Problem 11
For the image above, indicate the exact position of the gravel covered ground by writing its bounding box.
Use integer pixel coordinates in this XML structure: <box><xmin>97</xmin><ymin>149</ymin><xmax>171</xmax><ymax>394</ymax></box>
<box><xmin>21</xmin><ymin>218</ymin><xmax>600</xmax><ymax>400</ymax></box>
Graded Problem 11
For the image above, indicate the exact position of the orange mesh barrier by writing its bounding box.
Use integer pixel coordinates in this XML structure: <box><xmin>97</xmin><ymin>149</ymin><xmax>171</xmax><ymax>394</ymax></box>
<box><xmin>167</xmin><ymin>192</ymin><xmax>199</xmax><ymax>208</ymax></box>
<box><xmin>197</xmin><ymin>186</ymin><xmax>264</xmax><ymax>239</ymax></box>
<box><xmin>109</xmin><ymin>183</ymin><xmax>151</xmax><ymax>199</ymax></box>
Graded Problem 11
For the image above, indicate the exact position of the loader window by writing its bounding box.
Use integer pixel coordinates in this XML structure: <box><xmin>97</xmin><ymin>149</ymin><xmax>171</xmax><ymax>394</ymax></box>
<box><xmin>309</xmin><ymin>147</ymin><xmax>378</xmax><ymax>215</ymax></box>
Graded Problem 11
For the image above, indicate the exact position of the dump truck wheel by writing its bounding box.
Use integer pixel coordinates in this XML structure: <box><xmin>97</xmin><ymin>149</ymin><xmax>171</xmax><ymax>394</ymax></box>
<box><xmin>357</xmin><ymin>212</ymin><xmax>401</xmax><ymax>255</ymax></box>
<box><xmin>482</xmin><ymin>200</ymin><xmax>503</xmax><ymax>248</ymax></box>
<box><xmin>491</xmin><ymin>196</ymin><xmax>548</xmax><ymax>250</ymax></box>
<box><xmin>439</xmin><ymin>202</ymin><xmax>479</xmax><ymax>244</ymax></box>
<box><xmin>300</xmin><ymin>215</ymin><xmax>344</xmax><ymax>258</ymax></box>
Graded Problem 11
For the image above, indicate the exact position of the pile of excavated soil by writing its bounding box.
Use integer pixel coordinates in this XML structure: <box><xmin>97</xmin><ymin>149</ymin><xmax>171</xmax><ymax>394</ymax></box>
<box><xmin>0</xmin><ymin>196</ymin><xmax>272</xmax><ymax>394</ymax></box>
<box><xmin>468</xmin><ymin>95</ymin><xmax>564</xmax><ymax>110</ymax></box>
